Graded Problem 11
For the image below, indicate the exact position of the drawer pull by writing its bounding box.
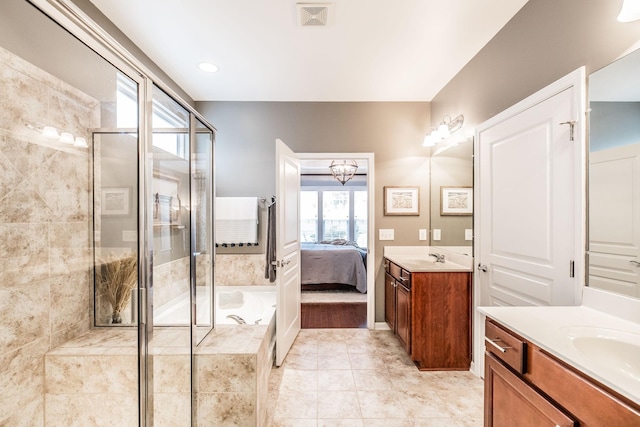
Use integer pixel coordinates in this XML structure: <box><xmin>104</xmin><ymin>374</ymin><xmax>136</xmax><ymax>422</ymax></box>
<box><xmin>399</xmin><ymin>276</ymin><xmax>409</xmax><ymax>282</ymax></box>
<box><xmin>485</xmin><ymin>337</ymin><xmax>512</xmax><ymax>353</ymax></box>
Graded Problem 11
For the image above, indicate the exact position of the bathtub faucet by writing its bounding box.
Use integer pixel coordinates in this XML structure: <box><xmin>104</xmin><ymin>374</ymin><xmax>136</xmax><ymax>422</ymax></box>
<box><xmin>226</xmin><ymin>314</ymin><xmax>247</xmax><ymax>324</ymax></box>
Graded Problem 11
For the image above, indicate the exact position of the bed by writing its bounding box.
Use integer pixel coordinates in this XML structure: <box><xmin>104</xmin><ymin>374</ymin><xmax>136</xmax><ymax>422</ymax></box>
<box><xmin>300</xmin><ymin>241</ymin><xmax>367</xmax><ymax>293</ymax></box>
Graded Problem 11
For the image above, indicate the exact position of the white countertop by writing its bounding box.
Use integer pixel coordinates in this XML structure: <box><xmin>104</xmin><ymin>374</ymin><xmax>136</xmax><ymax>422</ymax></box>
<box><xmin>479</xmin><ymin>304</ymin><xmax>640</xmax><ymax>405</ymax></box>
<box><xmin>383</xmin><ymin>246</ymin><xmax>472</xmax><ymax>273</ymax></box>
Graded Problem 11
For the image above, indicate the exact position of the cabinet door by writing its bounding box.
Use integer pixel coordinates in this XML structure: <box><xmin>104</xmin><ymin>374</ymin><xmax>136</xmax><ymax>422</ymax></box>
<box><xmin>396</xmin><ymin>283</ymin><xmax>411</xmax><ymax>353</ymax></box>
<box><xmin>384</xmin><ymin>272</ymin><xmax>396</xmax><ymax>331</ymax></box>
<box><xmin>484</xmin><ymin>353</ymin><xmax>576</xmax><ymax>427</ymax></box>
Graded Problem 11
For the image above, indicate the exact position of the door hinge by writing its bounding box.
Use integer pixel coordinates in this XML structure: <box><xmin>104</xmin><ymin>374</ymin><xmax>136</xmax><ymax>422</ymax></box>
<box><xmin>559</xmin><ymin>120</ymin><xmax>577</xmax><ymax>141</ymax></box>
<box><xmin>569</xmin><ymin>260</ymin><xmax>575</xmax><ymax>278</ymax></box>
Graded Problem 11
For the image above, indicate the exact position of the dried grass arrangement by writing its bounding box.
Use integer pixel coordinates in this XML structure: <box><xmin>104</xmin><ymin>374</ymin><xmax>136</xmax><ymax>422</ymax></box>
<box><xmin>98</xmin><ymin>252</ymin><xmax>138</xmax><ymax>324</ymax></box>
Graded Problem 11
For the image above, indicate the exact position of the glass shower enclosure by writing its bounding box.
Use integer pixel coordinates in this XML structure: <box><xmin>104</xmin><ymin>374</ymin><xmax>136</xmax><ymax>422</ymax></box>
<box><xmin>0</xmin><ymin>0</ymin><xmax>215</xmax><ymax>425</ymax></box>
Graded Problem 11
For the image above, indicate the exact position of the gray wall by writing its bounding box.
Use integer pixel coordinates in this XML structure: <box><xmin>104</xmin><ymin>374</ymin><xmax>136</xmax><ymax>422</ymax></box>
<box><xmin>430</xmin><ymin>0</ymin><xmax>640</xmax><ymax>129</ymax></box>
<box><xmin>196</xmin><ymin>101</ymin><xmax>432</xmax><ymax>320</ymax></box>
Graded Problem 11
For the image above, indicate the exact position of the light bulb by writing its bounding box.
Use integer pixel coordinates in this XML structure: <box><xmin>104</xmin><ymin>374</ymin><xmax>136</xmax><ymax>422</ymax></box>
<box><xmin>74</xmin><ymin>137</ymin><xmax>88</xmax><ymax>148</ymax></box>
<box><xmin>42</xmin><ymin>126</ymin><xmax>60</xmax><ymax>139</ymax></box>
<box><xmin>618</xmin><ymin>0</ymin><xmax>640</xmax><ymax>22</ymax></box>
<box><xmin>438</xmin><ymin>123</ymin><xmax>450</xmax><ymax>138</ymax></box>
<box><xmin>59</xmin><ymin>132</ymin><xmax>74</xmax><ymax>144</ymax></box>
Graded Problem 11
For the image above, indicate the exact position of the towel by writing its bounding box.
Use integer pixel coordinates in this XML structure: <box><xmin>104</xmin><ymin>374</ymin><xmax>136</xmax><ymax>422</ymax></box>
<box><xmin>215</xmin><ymin>197</ymin><xmax>258</xmax><ymax>244</ymax></box>
<box><xmin>264</xmin><ymin>199</ymin><xmax>276</xmax><ymax>282</ymax></box>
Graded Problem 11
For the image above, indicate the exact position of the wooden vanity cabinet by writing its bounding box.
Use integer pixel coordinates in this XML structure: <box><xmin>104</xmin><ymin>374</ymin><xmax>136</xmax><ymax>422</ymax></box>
<box><xmin>384</xmin><ymin>258</ymin><xmax>471</xmax><ymax>370</ymax></box>
<box><xmin>384</xmin><ymin>260</ymin><xmax>411</xmax><ymax>353</ymax></box>
<box><xmin>484</xmin><ymin>318</ymin><xmax>640</xmax><ymax>426</ymax></box>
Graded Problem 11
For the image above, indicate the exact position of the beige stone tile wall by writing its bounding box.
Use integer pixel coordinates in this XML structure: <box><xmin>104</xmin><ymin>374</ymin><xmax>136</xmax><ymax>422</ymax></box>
<box><xmin>215</xmin><ymin>254</ymin><xmax>272</xmax><ymax>286</ymax></box>
<box><xmin>0</xmin><ymin>46</ymin><xmax>98</xmax><ymax>425</ymax></box>
<box><xmin>153</xmin><ymin>256</ymin><xmax>191</xmax><ymax>308</ymax></box>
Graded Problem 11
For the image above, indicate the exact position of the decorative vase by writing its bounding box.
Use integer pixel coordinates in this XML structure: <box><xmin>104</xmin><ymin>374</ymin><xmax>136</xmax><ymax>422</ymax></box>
<box><xmin>112</xmin><ymin>310</ymin><xmax>123</xmax><ymax>324</ymax></box>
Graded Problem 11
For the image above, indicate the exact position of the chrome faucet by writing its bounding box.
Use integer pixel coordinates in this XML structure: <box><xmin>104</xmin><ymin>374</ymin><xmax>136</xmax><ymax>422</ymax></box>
<box><xmin>429</xmin><ymin>253</ymin><xmax>446</xmax><ymax>263</ymax></box>
<box><xmin>226</xmin><ymin>314</ymin><xmax>247</xmax><ymax>324</ymax></box>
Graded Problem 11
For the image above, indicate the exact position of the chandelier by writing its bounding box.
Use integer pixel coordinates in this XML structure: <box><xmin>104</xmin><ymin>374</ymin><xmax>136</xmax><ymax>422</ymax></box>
<box><xmin>329</xmin><ymin>160</ymin><xmax>358</xmax><ymax>185</ymax></box>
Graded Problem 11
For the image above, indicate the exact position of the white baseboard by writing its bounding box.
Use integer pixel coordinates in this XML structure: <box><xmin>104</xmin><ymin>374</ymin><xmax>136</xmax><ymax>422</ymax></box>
<box><xmin>373</xmin><ymin>322</ymin><xmax>390</xmax><ymax>330</ymax></box>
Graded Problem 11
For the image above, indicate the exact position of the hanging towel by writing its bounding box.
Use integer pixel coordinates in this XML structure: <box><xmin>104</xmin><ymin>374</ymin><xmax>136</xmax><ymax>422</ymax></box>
<box><xmin>215</xmin><ymin>197</ymin><xmax>259</xmax><ymax>244</ymax></box>
<box><xmin>264</xmin><ymin>199</ymin><xmax>276</xmax><ymax>283</ymax></box>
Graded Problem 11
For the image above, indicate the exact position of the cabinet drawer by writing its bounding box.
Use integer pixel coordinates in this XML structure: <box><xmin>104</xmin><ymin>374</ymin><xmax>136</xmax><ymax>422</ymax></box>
<box><xmin>485</xmin><ymin>320</ymin><xmax>526</xmax><ymax>374</ymax></box>
<box><xmin>399</xmin><ymin>269</ymin><xmax>411</xmax><ymax>289</ymax></box>
<box><xmin>389</xmin><ymin>261</ymin><xmax>402</xmax><ymax>281</ymax></box>
<box><xmin>384</xmin><ymin>258</ymin><xmax>390</xmax><ymax>273</ymax></box>
<box><xmin>527</xmin><ymin>345</ymin><xmax>640</xmax><ymax>426</ymax></box>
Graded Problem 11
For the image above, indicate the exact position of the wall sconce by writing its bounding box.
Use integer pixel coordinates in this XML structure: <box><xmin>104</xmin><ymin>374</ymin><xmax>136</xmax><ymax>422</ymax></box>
<box><xmin>618</xmin><ymin>0</ymin><xmax>640</xmax><ymax>22</ymax></box>
<box><xmin>423</xmin><ymin>114</ymin><xmax>464</xmax><ymax>147</ymax></box>
<box><xmin>329</xmin><ymin>160</ymin><xmax>358</xmax><ymax>185</ymax></box>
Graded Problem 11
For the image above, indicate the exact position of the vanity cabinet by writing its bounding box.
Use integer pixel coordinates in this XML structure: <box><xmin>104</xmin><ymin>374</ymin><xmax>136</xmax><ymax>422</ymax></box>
<box><xmin>385</xmin><ymin>259</ymin><xmax>411</xmax><ymax>353</ymax></box>
<box><xmin>384</xmin><ymin>258</ymin><xmax>471</xmax><ymax>370</ymax></box>
<box><xmin>484</xmin><ymin>318</ymin><xmax>640</xmax><ymax>426</ymax></box>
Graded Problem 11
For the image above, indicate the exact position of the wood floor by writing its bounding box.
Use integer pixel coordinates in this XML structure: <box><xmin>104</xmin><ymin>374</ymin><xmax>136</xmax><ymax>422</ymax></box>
<box><xmin>301</xmin><ymin>302</ymin><xmax>367</xmax><ymax>328</ymax></box>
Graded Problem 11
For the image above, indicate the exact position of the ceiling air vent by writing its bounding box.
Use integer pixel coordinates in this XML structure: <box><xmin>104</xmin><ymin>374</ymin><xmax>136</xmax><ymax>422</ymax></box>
<box><xmin>296</xmin><ymin>3</ymin><xmax>332</xmax><ymax>27</ymax></box>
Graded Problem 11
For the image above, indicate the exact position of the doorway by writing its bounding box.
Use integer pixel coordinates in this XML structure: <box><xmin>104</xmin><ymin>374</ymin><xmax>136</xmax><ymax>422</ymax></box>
<box><xmin>298</xmin><ymin>153</ymin><xmax>375</xmax><ymax>329</ymax></box>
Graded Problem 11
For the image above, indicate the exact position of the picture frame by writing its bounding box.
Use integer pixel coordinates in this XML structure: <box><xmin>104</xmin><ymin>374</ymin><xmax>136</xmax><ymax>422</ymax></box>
<box><xmin>384</xmin><ymin>186</ymin><xmax>420</xmax><ymax>216</ymax></box>
<box><xmin>441</xmin><ymin>186</ymin><xmax>473</xmax><ymax>216</ymax></box>
<box><xmin>101</xmin><ymin>187</ymin><xmax>130</xmax><ymax>216</ymax></box>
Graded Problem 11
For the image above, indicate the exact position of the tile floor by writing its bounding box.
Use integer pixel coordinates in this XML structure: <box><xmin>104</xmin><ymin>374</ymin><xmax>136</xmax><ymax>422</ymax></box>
<box><xmin>266</xmin><ymin>328</ymin><xmax>484</xmax><ymax>426</ymax></box>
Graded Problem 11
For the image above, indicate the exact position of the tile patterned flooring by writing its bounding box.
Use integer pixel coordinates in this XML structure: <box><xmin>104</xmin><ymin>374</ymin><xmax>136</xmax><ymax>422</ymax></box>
<box><xmin>266</xmin><ymin>328</ymin><xmax>484</xmax><ymax>426</ymax></box>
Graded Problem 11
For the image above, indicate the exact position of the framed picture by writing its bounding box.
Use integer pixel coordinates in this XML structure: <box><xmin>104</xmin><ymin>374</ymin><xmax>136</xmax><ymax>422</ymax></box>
<box><xmin>441</xmin><ymin>186</ymin><xmax>473</xmax><ymax>216</ymax></box>
<box><xmin>101</xmin><ymin>187</ymin><xmax>130</xmax><ymax>216</ymax></box>
<box><xmin>384</xmin><ymin>186</ymin><xmax>420</xmax><ymax>216</ymax></box>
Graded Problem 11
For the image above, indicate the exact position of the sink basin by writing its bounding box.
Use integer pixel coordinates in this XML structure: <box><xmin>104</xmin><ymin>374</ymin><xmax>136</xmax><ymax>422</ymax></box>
<box><xmin>555</xmin><ymin>326</ymin><xmax>640</xmax><ymax>380</ymax></box>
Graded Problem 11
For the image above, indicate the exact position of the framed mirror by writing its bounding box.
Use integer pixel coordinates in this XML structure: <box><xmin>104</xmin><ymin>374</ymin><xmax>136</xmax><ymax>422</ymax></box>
<box><xmin>587</xmin><ymin>47</ymin><xmax>640</xmax><ymax>298</ymax></box>
<box><xmin>429</xmin><ymin>137</ymin><xmax>473</xmax><ymax>255</ymax></box>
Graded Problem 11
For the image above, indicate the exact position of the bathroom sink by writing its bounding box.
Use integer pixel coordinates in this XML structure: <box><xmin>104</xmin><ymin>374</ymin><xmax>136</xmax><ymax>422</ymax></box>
<box><xmin>555</xmin><ymin>326</ymin><xmax>640</xmax><ymax>380</ymax></box>
<box><xmin>401</xmin><ymin>257</ymin><xmax>468</xmax><ymax>271</ymax></box>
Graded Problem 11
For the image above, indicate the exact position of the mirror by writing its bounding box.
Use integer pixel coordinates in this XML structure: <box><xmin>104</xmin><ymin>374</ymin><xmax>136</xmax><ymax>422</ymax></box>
<box><xmin>588</xmin><ymin>47</ymin><xmax>640</xmax><ymax>299</ymax></box>
<box><xmin>429</xmin><ymin>138</ymin><xmax>473</xmax><ymax>255</ymax></box>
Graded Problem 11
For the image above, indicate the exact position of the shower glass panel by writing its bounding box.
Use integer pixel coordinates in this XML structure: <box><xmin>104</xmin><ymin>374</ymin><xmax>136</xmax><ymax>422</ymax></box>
<box><xmin>150</xmin><ymin>85</ymin><xmax>193</xmax><ymax>424</ymax></box>
<box><xmin>0</xmin><ymin>0</ymin><xmax>141</xmax><ymax>424</ymax></box>
<box><xmin>193</xmin><ymin>118</ymin><xmax>214</xmax><ymax>344</ymax></box>
<box><xmin>94</xmin><ymin>131</ymin><xmax>139</xmax><ymax>326</ymax></box>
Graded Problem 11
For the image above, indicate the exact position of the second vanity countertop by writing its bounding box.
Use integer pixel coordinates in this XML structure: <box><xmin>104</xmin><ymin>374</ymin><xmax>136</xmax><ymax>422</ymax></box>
<box><xmin>384</xmin><ymin>246</ymin><xmax>473</xmax><ymax>273</ymax></box>
<box><xmin>479</xmin><ymin>304</ymin><xmax>640</xmax><ymax>405</ymax></box>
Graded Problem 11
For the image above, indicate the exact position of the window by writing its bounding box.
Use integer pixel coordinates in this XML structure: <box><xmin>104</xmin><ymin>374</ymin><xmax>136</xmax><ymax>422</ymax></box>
<box><xmin>300</xmin><ymin>188</ymin><xmax>368</xmax><ymax>247</ymax></box>
<box><xmin>116</xmin><ymin>75</ymin><xmax>188</xmax><ymax>158</ymax></box>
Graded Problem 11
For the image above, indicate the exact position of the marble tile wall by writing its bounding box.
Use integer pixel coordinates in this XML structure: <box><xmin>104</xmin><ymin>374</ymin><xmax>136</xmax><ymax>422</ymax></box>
<box><xmin>154</xmin><ymin>256</ymin><xmax>191</xmax><ymax>308</ymax></box>
<box><xmin>215</xmin><ymin>254</ymin><xmax>272</xmax><ymax>286</ymax></box>
<box><xmin>0</xmin><ymin>46</ymin><xmax>98</xmax><ymax>425</ymax></box>
<box><xmin>196</xmin><ymin>316</ymin><xmax>276</xmax><ymax>426</ymax></box>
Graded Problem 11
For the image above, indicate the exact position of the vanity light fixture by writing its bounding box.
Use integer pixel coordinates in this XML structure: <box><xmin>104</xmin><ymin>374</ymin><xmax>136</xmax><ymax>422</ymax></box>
<box><xmin>422</xmin><ymin>114</ymin><xmax>464</xmax><ymax>147</ymax></box>
<box><xmin>329</xmin><ymin>159</ymin><xmax>358</xmax><ymax>185</ymax></box>
<box><xmin>617</xmin><ymin>0</ymin><xmax>640</xmax><ymax>22</ymax></box>
<box><xmin>198</xmin><ymin>62</ymin><xmax>219</xmax><ymax>73</ymax></box>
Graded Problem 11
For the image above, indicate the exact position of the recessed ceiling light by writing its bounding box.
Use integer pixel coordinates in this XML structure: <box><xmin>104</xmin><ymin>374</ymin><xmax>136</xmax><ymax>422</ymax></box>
<box><xmin>198</xmin><ymin>62</ymin><xmax>219</xmax><ymax>73</ymax></box>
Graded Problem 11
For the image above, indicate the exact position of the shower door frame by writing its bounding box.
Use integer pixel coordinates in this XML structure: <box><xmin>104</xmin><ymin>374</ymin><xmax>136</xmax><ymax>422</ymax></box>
<box><xmin>29</xmin><ymin>1</ymin><xmax>217</xmax><ymax>425</ymax></box>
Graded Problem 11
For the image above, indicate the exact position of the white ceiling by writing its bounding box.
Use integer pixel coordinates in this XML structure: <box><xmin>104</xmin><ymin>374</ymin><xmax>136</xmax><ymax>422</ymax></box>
<box><xmin>89</xmin><ymin>0</ymin><xmax>529</xmax><ymax>102</ymax></box>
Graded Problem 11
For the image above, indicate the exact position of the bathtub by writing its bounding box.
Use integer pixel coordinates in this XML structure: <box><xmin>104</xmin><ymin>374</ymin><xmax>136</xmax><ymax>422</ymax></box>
<box><xmin>154</xmin><ymin>285</ymin><xmax>276</xmax><ymax>326</ymax></box>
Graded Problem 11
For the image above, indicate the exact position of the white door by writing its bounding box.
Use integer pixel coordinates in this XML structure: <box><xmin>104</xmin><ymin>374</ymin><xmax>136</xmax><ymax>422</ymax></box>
<box><xmin>588</xmin><ymin>143</ymin><xmax>640</xmax><ymax>297</ymax></box>
<box><xmin>474</xmin><ymin>69</ymin><xmax>585</xmax><ymax>377</ymax></box>
<box><xmin>477</xmin><ymin>84</ymin><xmax>581</xmax><ymax>308</ymax></box>
<box><xmin>275</xmin><ymin>139</ymin><xmax>301</xmax><ymax>366</ymax></box>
